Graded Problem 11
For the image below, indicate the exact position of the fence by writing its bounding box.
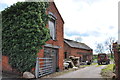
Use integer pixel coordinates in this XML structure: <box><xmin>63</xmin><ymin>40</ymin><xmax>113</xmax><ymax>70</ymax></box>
<box><xmin>35</xmin><ymin>57</ymin><xmax>53</xmax><ymax>78</ymax></box>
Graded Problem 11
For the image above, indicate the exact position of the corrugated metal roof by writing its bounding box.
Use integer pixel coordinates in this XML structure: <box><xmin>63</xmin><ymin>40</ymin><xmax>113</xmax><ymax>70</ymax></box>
<box><xmin>64</xmin><ymin>39</ymin><xmax>92</xmax><ymax>50</ymax></box>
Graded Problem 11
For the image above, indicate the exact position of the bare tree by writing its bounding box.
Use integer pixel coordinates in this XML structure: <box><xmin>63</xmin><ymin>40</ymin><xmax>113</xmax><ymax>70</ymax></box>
<box><xmin>95</xmin><ymin>43</ymin><xmax>104</xmax><ymax>53</ymax></box>
<box><xmin>75</xmin><ymin>36</ymin><xmax>82</xmax><ymax>42</ymax></box>
<box><xmin>104</xmin><ymin>37</ymin><xmax>116</xmax><ymax>58</ymax></box>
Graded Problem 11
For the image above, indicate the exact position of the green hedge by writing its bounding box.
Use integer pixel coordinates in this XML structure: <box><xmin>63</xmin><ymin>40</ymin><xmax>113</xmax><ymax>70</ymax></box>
<box><xmin>2</xmin><ymin>2</ymin><xmax>50</xmax><ymax>72</ymax></box>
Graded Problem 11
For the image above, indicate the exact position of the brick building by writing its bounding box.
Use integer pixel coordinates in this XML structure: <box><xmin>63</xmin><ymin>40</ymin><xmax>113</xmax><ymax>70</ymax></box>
<box><xmin>113</xmin><ymin>42</ymin><xmax>120</xmax><ymax>79</ymax></box>
<box><xmin>37</xmin><ymin>2</ymin><xmax>64</xmax><ymax>71</ymax></box>
<box><xmin>64</xmin><ymin>39</ymin><xmax>93</xmax><ymax>62</ymax></box>
<box><xmin>2</xmin><ymin>2</ymin><xmax>64</xmax><ymax>72</ymax></box>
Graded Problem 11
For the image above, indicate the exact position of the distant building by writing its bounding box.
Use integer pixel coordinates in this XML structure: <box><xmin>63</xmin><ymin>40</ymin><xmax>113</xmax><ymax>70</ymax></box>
<box><xmin>64</xmin><ymin>39</ymin><xmax>93</xmax><ymax>62</ymax></box>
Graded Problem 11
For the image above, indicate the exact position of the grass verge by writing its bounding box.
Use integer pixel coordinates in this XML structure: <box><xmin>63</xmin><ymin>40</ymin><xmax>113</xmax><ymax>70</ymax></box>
<box><xmin>101</xmin><ymin>64</ymin><xmax>115</xmax><ymax>78</ymax></box>
<box><xmin>96</xmin><ymin>64</ymin><xmax>103</xmax><ymax>67</ymax></box>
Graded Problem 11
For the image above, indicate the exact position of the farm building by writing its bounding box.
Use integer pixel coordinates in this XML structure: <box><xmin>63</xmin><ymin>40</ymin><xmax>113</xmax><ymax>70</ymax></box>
<box><xmin>2</xmin><ymin>2</ymin><xmax>64</xmax><ymax>74</ymax></box>
<box><xmin>2</xmin><ymin>1</ymin><xmax>94</xmax><ymax>78</ymax></box>
<box><xmin>64</xmin><ymin>39</ymin><xmax>93</xmax><ymax>63</ymax></box>
<box><xmin>37</xmin><ymin>2</ymin><xmax>64</xmax><ymax>72</ymax></box>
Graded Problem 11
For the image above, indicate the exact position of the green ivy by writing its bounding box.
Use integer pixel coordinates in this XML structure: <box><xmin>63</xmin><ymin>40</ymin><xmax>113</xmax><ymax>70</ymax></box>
<box><xmin>2</xmin><ymin>2</ymin><xmax>50</xmax><ymax>72</ymax></box>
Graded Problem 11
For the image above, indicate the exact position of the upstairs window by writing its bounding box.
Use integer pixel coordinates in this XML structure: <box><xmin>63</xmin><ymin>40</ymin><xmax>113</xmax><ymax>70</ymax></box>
<box><xmin>48</xmin><ymin>18</ymin><xmax>56</xmax><ymax>40</ymax></box>
<box><xmin>48</xmin><ymin>12</ymin><xmax>57</xmax><ymax>40</ymax></box>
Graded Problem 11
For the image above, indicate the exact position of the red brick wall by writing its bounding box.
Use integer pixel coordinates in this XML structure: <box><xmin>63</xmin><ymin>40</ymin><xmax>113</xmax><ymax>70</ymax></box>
<box><xmin>64</xmin><ymin>42</ymin><xmax>71</xmax><ymax>57</ymax></box>
<box><xmin>37</xmin><ymin>2</ymin><xmax>64</xmax><ymax>70</ymax></box>
<box><xmin>64</xmin><ymin>42</ymin><xmax>93</xmax><ymax>61</ymax></box>
<box><xmin>113</xmin><ymin>43</ymin><xmax>120</xmax><ymax>79</ymax></box>
<box><xmin>2</xmin><ymin>2</ymin><xmax>64</xmax><ymax>72</ymax></box>
<box><xmin>2</xmin><ymin>56</ymin><xmax>12</xmax><ymax>71</ymax></box>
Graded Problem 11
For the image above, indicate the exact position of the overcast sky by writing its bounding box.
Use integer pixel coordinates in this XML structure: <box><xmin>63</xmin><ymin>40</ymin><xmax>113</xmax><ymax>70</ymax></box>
<box><xmin>0</xmin><ymin>0</ymin><xmax>119</xmax><ymax>54</ymax></box>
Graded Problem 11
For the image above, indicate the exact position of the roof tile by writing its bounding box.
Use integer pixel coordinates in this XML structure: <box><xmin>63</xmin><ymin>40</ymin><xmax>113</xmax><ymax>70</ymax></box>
<box><xmin>64</xmin><ymin>39</ymin><xmax>92</xmax><ymax>50</ymax></box>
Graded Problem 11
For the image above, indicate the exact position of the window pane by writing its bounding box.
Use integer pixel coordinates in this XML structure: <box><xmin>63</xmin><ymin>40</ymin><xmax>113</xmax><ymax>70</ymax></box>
<box><xmin>48</xmin><ymin>19</ymin><xmax>56</xmax><ymax>40</ymax></box>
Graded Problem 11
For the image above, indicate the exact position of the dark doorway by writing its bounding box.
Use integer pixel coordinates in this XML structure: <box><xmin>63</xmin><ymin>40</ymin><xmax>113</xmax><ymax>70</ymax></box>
<box><xmin>44</xmin><ymin>47</ymin><xmax>58</xmax><ymax>72</ymax></box>
<box><xmin>64</xmin><ymin>52</ymin><xmax>67</xmax><ymax>59</ymax></box>
<box><xmin>83</xmin><ymin>55</ymin><xmax>87</xmax><ymax>62</ymax></box>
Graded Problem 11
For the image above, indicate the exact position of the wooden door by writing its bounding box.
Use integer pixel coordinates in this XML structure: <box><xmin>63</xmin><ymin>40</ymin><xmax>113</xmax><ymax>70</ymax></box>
<box><xmin>44</xmin><ymin>47</ymin><xmax>58</xmax><ymax>72</ymax></box>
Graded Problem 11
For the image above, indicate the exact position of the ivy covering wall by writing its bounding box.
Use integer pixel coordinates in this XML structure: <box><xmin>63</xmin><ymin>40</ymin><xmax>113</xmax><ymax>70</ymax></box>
<box><xmin>2</xmin><ymin>2</ymin><xmax>50</xmax><ymax>72</ymax></box>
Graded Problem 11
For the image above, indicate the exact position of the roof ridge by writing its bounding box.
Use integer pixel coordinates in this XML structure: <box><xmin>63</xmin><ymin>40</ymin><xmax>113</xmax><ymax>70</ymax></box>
<box><xmin>64</xmin><ymin>38</ymin><xmax>92</xmax><ymax>50</ymax></box>
<box><xmin>64</xmin><ymin>38</ymin><xmax>84</xmax><ymax>44</ymax></box>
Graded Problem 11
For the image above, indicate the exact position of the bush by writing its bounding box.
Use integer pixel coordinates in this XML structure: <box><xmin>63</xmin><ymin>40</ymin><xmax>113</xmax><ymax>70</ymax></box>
<box><xmin>2</xmin><ymin>2</ymin><xmax>50</xmax><ymax>72</ymax></box>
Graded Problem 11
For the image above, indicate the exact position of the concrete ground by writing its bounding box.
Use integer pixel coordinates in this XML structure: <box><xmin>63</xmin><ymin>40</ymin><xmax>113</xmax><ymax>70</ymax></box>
<box><xmin>54</xmin><ymin>64</ymin><xmax>106</xmax><ymax>78</ymax></box>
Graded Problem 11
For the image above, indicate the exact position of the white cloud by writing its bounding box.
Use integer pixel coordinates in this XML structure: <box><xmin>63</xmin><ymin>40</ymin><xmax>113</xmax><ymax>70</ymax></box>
<box><xmin>0</xmin><ymin>0</ymin><xmax>119</xmax><ymax>54</ymax></box>
<box><xmin>55</xmin><ymin>0</ymin><xmax>118</xmax><ymax>54</ymax></box>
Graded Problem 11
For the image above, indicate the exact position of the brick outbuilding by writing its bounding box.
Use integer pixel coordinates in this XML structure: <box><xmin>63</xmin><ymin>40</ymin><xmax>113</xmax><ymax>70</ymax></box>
<box><xmin>64</xmin><ymin>39</ymin><xmax>93</xmax><ymax>63</ymax></box>
<box><xmin>37</xmin><ymin>2</ymin><xmax>64</xmax><ymax>71</ymax></box>
<box><xmin>2</xmin><ymin>2</ymin><xmax>64</xmax><ymax>72</ymax></box>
